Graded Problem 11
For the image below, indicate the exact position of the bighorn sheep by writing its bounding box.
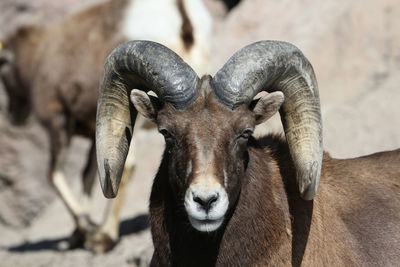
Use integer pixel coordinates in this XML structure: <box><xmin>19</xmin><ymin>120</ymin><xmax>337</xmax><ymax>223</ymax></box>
<box><xmin>0</xmin><ymin>0</ymin><xmax>211</xmax><ymax>252</ymax></box>
<box><xmin>96</xmin><ymin>40</ymin><xmax>400</xmax><ymax>265</ymax></box>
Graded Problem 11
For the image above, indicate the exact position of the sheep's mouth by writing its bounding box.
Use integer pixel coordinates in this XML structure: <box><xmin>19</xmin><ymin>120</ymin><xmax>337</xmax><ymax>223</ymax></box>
<box><xmin>188</xmin><ymin>216</ymin><xmax>224</xmax><ymax>232</ymax></box>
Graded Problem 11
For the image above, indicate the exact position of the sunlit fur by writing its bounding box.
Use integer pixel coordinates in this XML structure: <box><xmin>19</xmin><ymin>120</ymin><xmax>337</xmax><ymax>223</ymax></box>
<box><xmin>140</xmin><ymin>76</ymin><xmax>400</xmax><ymax>266</ymax></box>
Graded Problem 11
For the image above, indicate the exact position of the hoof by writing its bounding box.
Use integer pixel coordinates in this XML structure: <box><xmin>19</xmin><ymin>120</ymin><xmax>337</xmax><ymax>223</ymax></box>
<box><xmin>67</xmin><ymin>228</ymin><xmax>87</xmax><ymax>249</ymax></box>
<box><xmin>67</xmin><ymin>215</ymin><xmax>98</xmax><ymax>250</ymax></box>
<box><xmin>84</xmin><ymin>229</ymin><xmax>117</xmax><ymax>253</ymax></box>
<box><xmin>66</xmin><ymin>215</ymin><xmax>117</xmax><ymax>253</ymax></box>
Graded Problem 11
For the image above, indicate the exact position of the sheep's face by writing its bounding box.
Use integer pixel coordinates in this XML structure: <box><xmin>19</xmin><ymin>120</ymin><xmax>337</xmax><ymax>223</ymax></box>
<box><xmin>131</xmin><ymin>75</ymin><xmax>283</xmax><ymax>232</ymax></box>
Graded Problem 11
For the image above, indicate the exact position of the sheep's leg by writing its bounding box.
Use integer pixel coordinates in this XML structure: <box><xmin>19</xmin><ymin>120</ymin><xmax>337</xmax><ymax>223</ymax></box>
<box><xmin>85</xmin><ymin>145</ymin><xmax>135</xmax><ymax>253</ymax></box>
<box><xmin>0</xmin><ymin>49</ymin><xmax>31</xmax><ymax>124</ymax></box>
<box><xmin>52</xmin><ymin>159</ymin><xmax>98</xmax><ymax>249</ymax></box>
<box><xmin>80</xmin><ymin>141</ymin><xmax>97</xmax><ymax>212</ymax></box>
<box><xmin>48</xmin><ymin>119</ymin><xmax>95</xmax><ymax>248</ymax></box>
<box><xmin>51</xmin><ymin>151</ymin><xmax>89</xmax><ymax>222</ymax></box>
<box><xmin>49</xmin><ymin>130</ymin><xmax>87</xmax><ymax>223</ymax></box>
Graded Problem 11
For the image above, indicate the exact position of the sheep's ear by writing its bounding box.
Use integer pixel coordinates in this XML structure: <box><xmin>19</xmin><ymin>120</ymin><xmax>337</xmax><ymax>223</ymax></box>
<box><xmin>250</xmin><ymin>92</ymin><xmax>284</xmax><ymax>125</ymax></box>
<box><xmin>130</xmin><ymin>89</ymin><xmax>161</xmax><ymax>122</ymax></box>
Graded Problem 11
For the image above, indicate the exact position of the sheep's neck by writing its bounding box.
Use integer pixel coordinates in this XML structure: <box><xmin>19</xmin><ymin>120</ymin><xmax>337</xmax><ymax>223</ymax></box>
<box><xmin>149</xmin><ymin>141</ymin><xmax>296</xmax><ymax>266</ymax></box>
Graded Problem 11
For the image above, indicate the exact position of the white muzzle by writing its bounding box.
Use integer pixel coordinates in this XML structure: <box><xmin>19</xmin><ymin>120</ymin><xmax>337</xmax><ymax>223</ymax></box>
<box><xmin>184</xmin><ymin>181</ymin><xmax>229</xmax><ymax>232</ymax></box>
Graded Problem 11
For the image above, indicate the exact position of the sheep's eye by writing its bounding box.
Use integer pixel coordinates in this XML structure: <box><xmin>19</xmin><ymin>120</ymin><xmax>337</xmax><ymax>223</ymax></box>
<box><xmin>240</xmin><ymin>128</ymin><xmax>254</xmax><ymax>139</ymax></box>
<box><xmin>159</xmin><ymin>128</ymin><xmax>172</xmax><ymax>139</ymax></box>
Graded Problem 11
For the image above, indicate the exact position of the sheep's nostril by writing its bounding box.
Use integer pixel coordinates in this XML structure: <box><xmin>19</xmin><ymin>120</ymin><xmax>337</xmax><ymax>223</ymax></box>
<box><xmin>193</xmin><ymin>194</ymin><xmax>219</xmax><ymax>212</ymax></box>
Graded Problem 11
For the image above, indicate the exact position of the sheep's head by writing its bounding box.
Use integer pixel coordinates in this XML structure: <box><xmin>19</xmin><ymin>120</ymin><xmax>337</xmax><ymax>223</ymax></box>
<box><xmin>96</xmin><ymin>40</ymin><xmax>323</xmax><ymax>230</ymax></box>
<box><xmin>131</xmin><ymin>75</ymin><xmax>284</xmax><ymax>231</ymax></box>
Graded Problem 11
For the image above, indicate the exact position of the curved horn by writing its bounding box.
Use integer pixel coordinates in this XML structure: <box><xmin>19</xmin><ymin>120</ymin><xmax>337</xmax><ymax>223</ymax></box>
<box><xmin>96</xmin><ymin>40</ymin><xmax>200</xmax><ymax>198</ymax></box>
<box><xmin>213</xmin><ymin>41</ymin><xmax>322</xmax><ymax>200</ymax></box>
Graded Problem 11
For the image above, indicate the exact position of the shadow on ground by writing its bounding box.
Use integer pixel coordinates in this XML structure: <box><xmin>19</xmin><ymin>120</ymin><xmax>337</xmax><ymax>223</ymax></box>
<box><xmin>5</xmin><ymin>213</ymin><xmax>149</xmax><ymax>252</ymax></box>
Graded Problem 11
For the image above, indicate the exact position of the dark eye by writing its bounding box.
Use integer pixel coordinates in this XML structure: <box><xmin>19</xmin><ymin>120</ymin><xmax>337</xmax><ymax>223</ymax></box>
<box><xmin>159</xmin><ymin>128</ymin><xmax>172</xmax><ymax>139</ymax></box>
<box><xmin>240</xmin><ymin>128</ymin><xmax>254</xmax><ymax>139</ymax></box>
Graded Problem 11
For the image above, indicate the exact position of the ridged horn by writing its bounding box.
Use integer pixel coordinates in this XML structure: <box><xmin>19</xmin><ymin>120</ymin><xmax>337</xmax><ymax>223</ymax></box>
<box><xmin>213</xmin><ymin>41</ymin><xmax>323</xmax><ymax>200</ymax></box>
<box><xmin>96</xmin><ymin>40</ymin><xmax>200</xmax><ymax>198</ymax></box>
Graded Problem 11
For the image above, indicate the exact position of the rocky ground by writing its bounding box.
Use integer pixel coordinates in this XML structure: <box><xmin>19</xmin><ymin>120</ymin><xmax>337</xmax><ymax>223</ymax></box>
<box><xmin>0</xmin><ymin>0</ymin><xmax>399</xmax><ymax>266</ymax></box>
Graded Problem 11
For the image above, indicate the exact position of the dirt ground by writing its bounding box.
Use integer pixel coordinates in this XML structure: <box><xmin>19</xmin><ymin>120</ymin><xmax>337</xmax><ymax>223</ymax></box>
<box><xmin>0</xmin><ymin>0</ymin><xmax>399</xmax><ymax>266</ymax></box>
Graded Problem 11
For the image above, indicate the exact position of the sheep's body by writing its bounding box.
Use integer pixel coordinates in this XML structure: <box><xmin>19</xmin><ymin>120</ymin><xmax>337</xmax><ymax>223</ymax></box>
<box><xmin>0</xmin><ymin>0</ymin><xmax>211</xmax><ymax>251</ymax></box>
<box><xmin>150</xmin><ymin>135</ymin><xmax>400</xmax><ymax>266</ymax></box>
<box><xmin>7</xmin><ymin>0</ymin><xmax>210</xmax><ymax>128</ymax></box>
<box><xmin>94</xmin><ymin>38</ymin><xmax>399</xmax><ymax>264</ymax></box>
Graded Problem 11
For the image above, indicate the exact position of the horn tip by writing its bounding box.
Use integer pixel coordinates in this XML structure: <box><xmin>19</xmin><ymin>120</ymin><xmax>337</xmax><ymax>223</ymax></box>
<box><xmin>299</xmin><ymin>185</ymin><xmax>318</xmax><ymax>201</ymax></box>
<box><xmin>102</xmin><ymin>187</ymin><xmax>117</xmax><ymax>199</ymax></box>
<box><xmin>298</xmin><ymin>160</ymin><xmax>320</xmax><ymax>201</ymax></box>
<box><xmin>99</xmin><ymin>158</ymin><xmax>119</xmax><ymax>199</ymax></box>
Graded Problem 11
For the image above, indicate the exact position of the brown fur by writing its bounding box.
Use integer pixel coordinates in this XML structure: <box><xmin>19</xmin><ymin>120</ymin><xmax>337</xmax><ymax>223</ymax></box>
<box><xmin>1</xmin><ymin>0</ymin><xmax>127</xmax><ymax>131</ymax></box>
<box><xmin>143</xmin><ymin>76</ymin><xmax>400</xmax><ymax>266</ymax></box>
